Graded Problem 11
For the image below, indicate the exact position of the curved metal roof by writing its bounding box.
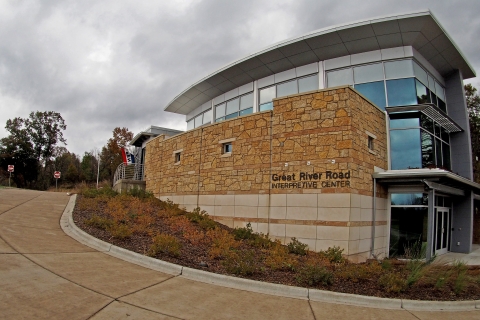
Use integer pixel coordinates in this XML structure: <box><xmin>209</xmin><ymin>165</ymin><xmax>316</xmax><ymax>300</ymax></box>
<box><xmin>165</xmin><ymin>10</ymin><xmax>475</xmax><ymax>115</ymax></box>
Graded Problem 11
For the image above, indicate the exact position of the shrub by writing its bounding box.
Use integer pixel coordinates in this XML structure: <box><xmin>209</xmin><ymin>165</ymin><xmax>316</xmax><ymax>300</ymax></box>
<box><xmin>250</xmin><ymin>233</ymin><xmax>273</xmax><ymax>249</ymax></box>
<box><xmin>186</xmin><ymin>207</ymin><xmax>216</xmax><ymax>230</ymax></box>
<box><xmin>223</xmin><ymin>250</ymin><xmax>257</xmax><ymax>276</ymax></box>
<box><xmin>233</xmin><ymin>222</ymin><xmax>254</xmax><ymax>240</ymax></box>
<box><xmin>109</xmin><ymin>222</ymin><xmax>132</xmax><ymax>239</ymax></box>
<box><xmin>406</xmin><ymin>260</ymin><xmax>425</xmax><ymax>287</ymax></box>
<box><xmin>85</xmin><ymin>215</ymin><xmax>113</xmax><ymax>230</ymax></box>
<box><xmin>265</xmin><ymin>241</ymin><xmax>297</xmax><ymax>271</ymax></box>
<box><xmin>126</xmin><ymin>187</ymin><xmax>154</xmax><ymax>199</ymax></box>
<box><xmin>378</xmin><ymin>273</ymin><xmax>406</xmax><ymax>293</ymax></box>
<box><xmin>148</xmin><ymin>233</ymin><xmax>182</xmax><ymax>257</ymax></box>
<box><xmin>207</xmin><ymin>229</ymin><xmax>239</xmax><ymax>259</ymax></box>
<box><xmin>321</xmin><ymin>246</ymin><xmax>345</xmax><ymax>263</ymax></box>
<box><xmin>381</xmin><ymin>259</ymin><xmax>393</xmax><ymax>271</ymax></box>
<box><xmin>82</xmin><ymin>186</ymin><xmax>117</xmax><ymax>198</ymax></box>
<box><xmin>163</xmin><ymin>199</ymin><xmax>184</xmax><ymax>216</ymax></box>
<box><xmin>296</xmin><ymin>265</ymin><xmax>333</xmax><ymax>286</ymax></box>
<box><xmin>336</xmin><ymin>262</ymin><xmax>383</xmax><ymax>282</ymax></box>
<box><xmin>287</xmin><ymin>237</ymin><xmax>308</xmax><ymax>256</ymax></box>
<box><xmin>452</xmin><ymin>260</ymin><xmax>468</xmax><ymax>294</ymax></box>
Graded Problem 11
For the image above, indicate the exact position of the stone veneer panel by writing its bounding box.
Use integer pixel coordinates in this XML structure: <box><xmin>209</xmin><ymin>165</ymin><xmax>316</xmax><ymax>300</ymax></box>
<box><xmin>145</xmin><ymin>87</ymin><xmax>388</xmax><ymax>261</ymax></box>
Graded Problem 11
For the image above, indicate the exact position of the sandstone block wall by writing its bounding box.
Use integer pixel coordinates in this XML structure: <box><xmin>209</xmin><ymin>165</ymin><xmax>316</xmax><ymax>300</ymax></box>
<box><xmin>145</xmin><ymin>86</ymin><xmax>389</xmax><ymax>261</ymax></box>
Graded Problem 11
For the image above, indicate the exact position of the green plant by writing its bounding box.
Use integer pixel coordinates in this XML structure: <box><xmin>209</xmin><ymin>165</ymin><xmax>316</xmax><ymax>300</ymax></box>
<box><xmin>186</xmin><ymin>207</ymin><xmax>216</xmax><ymax>230</ymax></box>
<box><xmin>109</xmin><ymin>222</ymin><xmax>132</xmax><ymax>239</ymax></box>
<box><xmin>378</xmin><ymin>273</ymin><xmax>406</xmax><ymax>293</ymax></box>
<box><xmin>250</xmin><ymin>233</ymin><xmax>273</xmax><ymax>249</ymax></box>
<box><xmin>322</xmin><ymin>246</ymin><xmax>345</xmax><ymax>263</ymax></box>
<box><xmin>85</xmin><ymin>215</ymin><xmax>113</xmax><ymax>230</ymax></box>
<box><xmin>82</xmin><ymin>186</ymin><xmax>117</xmax><ymax>198</ymax></box>
<box><xmin>265</xmin><ymin>241</ymin><xmax>297</xmax><ymax>271</ymax></box>
<box><xmin>336</xmin><ymin>262</ymin><xmax>383</xmax><ymax>282</ymax></box>
<box><xmin>296</xmin><ymin>265</ymin><xmax>333</xmax><ymax>286</ymax></box>
<box><xmin>223</xmin><ymin>250</ymin><xmax>257</xmax><ymax>276</ymax></box>
<box><xmin>207</xmin><ymin>228</ymin><xmax>239</xmax><ymax>259</ymax></box>
<box><xmin>233</xmin><ymin>222</ymin><xmax>254</xmax><ymax>240</ymax></box>
<box><xmin>163</xmin><ymin>199</ymin><xmax>184</xmax><ymax>216</ymax></box>
<box><xmin>148</xmin><ymin>233</ymin><xmax>182</xmax><ymax>257</ymax></box>
<box><xmin>452</xmin><ymin>260</ymin><xmax>468</xmax><ymax>294</ymax></box>
<box><xmin>406</xmin><ymin>260</ymin><xmax>425</xmax><ymax>287</ymax></box>
<box><xmin>126</xmin><ymin>187</ymin><xmax>154</xmax><ymax>199</ymax></box>
<box><xmin>381</xmin><ymin>259</ymin><xmax>392</xmax><ymax>271</ymax></box>
<box><xmin>403</xmin><ymin>240</ymin><xmax>426</xmax><ymax>260</ymax></box>
<box><xmin>287</xmin><ymin>237</ymin><xmax>308</xmax><ymax>256</ymax></box>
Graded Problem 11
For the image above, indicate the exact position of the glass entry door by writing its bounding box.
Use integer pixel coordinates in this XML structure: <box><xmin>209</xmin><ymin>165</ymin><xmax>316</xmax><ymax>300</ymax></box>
<box><xmin>435</xmin><ymin>208</ymin><xmax>450</xmax><ymax>255</ymax></box>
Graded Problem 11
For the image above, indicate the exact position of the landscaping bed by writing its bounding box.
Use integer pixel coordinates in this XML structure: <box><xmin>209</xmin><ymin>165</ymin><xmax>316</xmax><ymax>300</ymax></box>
<box><xmin>72</xmin><ymin>187</ymin><xmax>480</xmax><ymax>301</ymax></box>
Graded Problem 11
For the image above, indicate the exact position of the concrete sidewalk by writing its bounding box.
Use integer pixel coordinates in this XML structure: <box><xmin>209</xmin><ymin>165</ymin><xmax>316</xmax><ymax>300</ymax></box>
<box><xmin>0</xmin><ymin>188</ymin><xmax>479</xmax><ymax>319</ymax></box>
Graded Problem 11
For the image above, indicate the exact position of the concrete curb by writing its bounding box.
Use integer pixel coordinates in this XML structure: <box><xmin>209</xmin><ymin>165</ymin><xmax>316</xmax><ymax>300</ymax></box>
<box><xmin>61</xmin><ymin>195</ymin><xmax>480</xmax><ymax>311</ymax></box>
<box><xmin>182</xmin><ymin>267</ymin><xmax>308</xmax><ymax>299</ymax></box>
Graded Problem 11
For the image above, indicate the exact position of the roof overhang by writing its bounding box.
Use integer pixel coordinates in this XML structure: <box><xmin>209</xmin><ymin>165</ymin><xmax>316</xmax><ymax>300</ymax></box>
<box><xmin>165</xmin><ymin>10</ymin><xmax>476</xmax><ymax>116</ymax></box>
<box><xmin>386</xmin><ymin>103</ymin><xmax>463</xmax><ymax>133</ymax></box>
<box><xmin>130</xmin><ymin>132</ymin><xmax>156</xmax><ymax>147</ymax></box>
<box><xmin>373</xmin><ymin>169</ymin><xmax>480</xmax><ymax>195</ymax></box>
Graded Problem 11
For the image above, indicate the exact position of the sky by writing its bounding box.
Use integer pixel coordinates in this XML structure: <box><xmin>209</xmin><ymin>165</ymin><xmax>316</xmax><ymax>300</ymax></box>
<box><xmin>0</xmin><ymin>0</ymin><xmax>479</xmax><ymax>156</ymax></box>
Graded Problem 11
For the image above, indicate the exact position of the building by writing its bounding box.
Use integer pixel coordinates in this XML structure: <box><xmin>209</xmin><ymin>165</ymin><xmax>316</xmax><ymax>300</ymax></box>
<box><xmin>137</xmin><ymin>10</ymin><xmax>480</xmax><ymax>262</ymax></box>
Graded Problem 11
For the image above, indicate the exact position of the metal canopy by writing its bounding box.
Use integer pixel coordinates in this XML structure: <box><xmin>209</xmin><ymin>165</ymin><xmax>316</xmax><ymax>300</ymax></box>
<box><xmin>386</xmin><ymin>103</ymin><xmax>463</xmax><ymax>133</ymax></box>
<box><xmin>165</xmin><ymin>10</ymin><xmax>476</xmax><ymax>115</ymax></box>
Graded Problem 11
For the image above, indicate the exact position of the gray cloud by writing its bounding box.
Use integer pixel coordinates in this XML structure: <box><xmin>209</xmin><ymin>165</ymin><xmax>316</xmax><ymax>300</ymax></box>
<box><xmin>0</xmin><ymin>0</ymin><xmax>478</xmax><ymax>156</ymax></box>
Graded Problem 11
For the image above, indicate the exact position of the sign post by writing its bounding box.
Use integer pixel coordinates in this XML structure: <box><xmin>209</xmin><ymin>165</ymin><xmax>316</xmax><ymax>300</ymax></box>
<box><xmin>7</xmin><ymin>165</ymin><xmax>14</xmax><ymax>187</ymax></box>
<box><xmin>54</xmin><ymin>171</ymin><xmax>61</xmax><ymax>191</ymax></box>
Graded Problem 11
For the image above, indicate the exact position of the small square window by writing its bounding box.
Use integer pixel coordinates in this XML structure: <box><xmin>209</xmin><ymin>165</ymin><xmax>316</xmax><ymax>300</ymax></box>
<box><xmin>368</xmin><ymin>136</ymin><xmax>374</xmax><ymax>151</ymax></box>
<box><xmin>223</xmin><ymin>142</ymin><xmax>232</xmax><ymax>154</ymax></box>
<box><xmin>175</xmin><ymin>152</ymin><xmax>181</xmax><ymax>163</ymax></box>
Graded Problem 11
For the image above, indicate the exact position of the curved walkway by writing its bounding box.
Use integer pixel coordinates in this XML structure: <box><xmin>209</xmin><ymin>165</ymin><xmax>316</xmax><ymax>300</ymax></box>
<box><xmin>0</xmin><ymin>189</ymin><xmax>479</xmax><ymax>320</ymax></box>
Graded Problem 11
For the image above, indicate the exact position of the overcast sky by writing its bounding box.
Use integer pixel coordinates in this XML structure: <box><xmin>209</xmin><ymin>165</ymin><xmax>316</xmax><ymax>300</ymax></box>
<box><xmin>0</xmin><ymin>0</ymin><xmax>479</xmax><ymax>156</ymax></box>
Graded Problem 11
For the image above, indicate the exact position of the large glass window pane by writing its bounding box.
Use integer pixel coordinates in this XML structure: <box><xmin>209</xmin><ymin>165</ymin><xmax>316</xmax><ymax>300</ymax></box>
<box><xmin>391</xmin><ymin>193</ymin><xmax>427</xmax><ymax>206</ymax></box>
<box><xmin>421</xmin><ymin>130</ymin><xmax>434</xmax><ymax>168</ymax></box>
<box><xmin>298</xmin><ymin>74</ymin><xmax>318</xmax><ymax>93</ymax></box>
<box><xmin>259</xmin><ymin>86</ymin><xmax>276</xmax><ymax>104</ymax></box>
<box><xmin>215</xmin><ymin>117</ymin><xmax>225</xmax><ymax>123</ymax></box>
<box><xmin>434</xmin><ymin>123</ymin><xmax>441</xmax><ymax>138</ymax></box>
<box><xmin>386</xmin><ymin>78</ymin><xmax>417</xmax><ymax>106</ymax></box>
<box><xmin>435</xmin><ymin>81</ymin><xmax>445</xmax><ymax>101</ymax></box>
<box><xmin>327</xmin><ymin>68</ymin><xmax>353</xmax><ymax>87</ymax></box>
<box><xmin>415</xmin><ymin>79</ymin><xmax>431</xmax><ymax>104</ymax></box>
<box><xmin>420</xmin><ymin>114</ymin><xmax>434</xmax><ymax>133</ymax></box>
<box><xmin>431</xmin><ymin>92</ymin><xmax>438</xmax><ymax>107</ymax></box>
<box><xmin>240</xmin><ymin>93</ymin><xmax>253</xmax><ymax>110</ymax></box>
<box><xmin>435</xmin><ymin>138</ymin><xmax>442</xmax><ymax>167</ymax></box>
<box><xmin>226</xmin><ymin>98</ymin><xmax>239</xmax><ymax>115</ymax></box>
<box><xmin>354</xmin><ymin>81</ymin><xmax>386</xmax><ymax>109</ymax></box>
<box><xmin>389</xmin><ymin>112</ymin><xmax>420</xmax><ymax>129</ymax></box>
<box><xmin>428</xmin><ymin>75</ymin><xmax>436</xmax><ymax>93</ymax></box>
<box><xmin>353</xmin><ymin>63</ymin><xmax>383</xmax><ymax>83</ymax></box>
<box><xmin>277</xmin><ymin>79</ymin><xmax>298</xmax><ymax>97</ymax></box>
<box><xmin>390</xmin><ymin>207</ymin><xmax>428</xmax><ymax>257</ymax></box>
<box><xmin>259</xmin><ymin>102</ymin><xmax>273</xmax><ymax>111</ymax></box>
<box><xmin>385</xmin><ymin>60</ymin><xmax>414</xmax><ymax>79</ymax></box>
<box><xmin>215</xmin><ymin>103</ymin><xmax>226</xmax><ymax>118</ymax></box>
<box><xmin>225</xmin><ymin>112</ymin><xmax>238</xmax><ymax>120</ymax></box>
<box><xmin>442</xmin><ymin>142</ymin><xmax>451</xmax><ymax>170</ymax></box>
<box><xmin>438</xmin><ymin>99</ymin><xmax>447</xmax><ymax>113</ymax></box>
<box><xmin>203</xmin><ymin>109</ymin><xmax>212</xmax><ymax>124</ymax></box>
<box><xmin>441</xmin><ymin>127</ymin><xmax>449</xmax><ymax>143</ymax></box>
<box><xmin>390</xmin><ymin>129</ymin><xmax>421</xmax><ymax>169</ymax></box>
<box><xmin>194</xmin><ymin>114</ymin><xmax>203</xmax><ymax>128</ymax></box>
<box><xmin>413</xmin><ymin>61</ymin><xmax>428</xmax><ymax>86</ymax></box>
<box><xmin>187</xmin><ymin>119</ymin><xmax>194</xmax><ymax>130</ymax></box>
<box><xmin>240</xmin><ymin>107</ymin><xmax>253</xmax><ymax>116</ymax></box>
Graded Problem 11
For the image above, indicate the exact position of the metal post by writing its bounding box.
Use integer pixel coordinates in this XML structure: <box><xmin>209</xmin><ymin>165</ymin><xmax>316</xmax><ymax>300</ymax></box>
<box><xmin>370</xmin><ymin>178</ymin><xmax>377</xmax><ymax>257</ymax></box>
<box><xmin>56</xmin><ymin>178</ymin><xmax>58</xmax><ymax>191</ymax></box>
<box><xmin>9</xmin><ymin>171</ymin><xmax>11</xmax><ymax>187</ymax></box>
<box><xmin>426</xmin><ymin>189</ymin><xmax>435</xmax><ymax>261</ymax></box>
<box><xmin>96</xmin><ymin>157</ymin><xmax>100</xmax><ymax>189</ymax></box>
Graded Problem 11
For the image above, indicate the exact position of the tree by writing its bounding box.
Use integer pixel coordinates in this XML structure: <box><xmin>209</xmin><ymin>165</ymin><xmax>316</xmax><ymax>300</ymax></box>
<box><xmin>465</xmin><ymin>84</ymin><xmax>480</xmax><ymax>183</ymax></box>
<box><xmin>100</xmin><ymin>127</ymin><xmax>133</xmax><ymax>182</ymax></box>
<box><xmin>80</xmin><ymin>152</ymin><xmax>97</xmax><ymax>182</ymax></box>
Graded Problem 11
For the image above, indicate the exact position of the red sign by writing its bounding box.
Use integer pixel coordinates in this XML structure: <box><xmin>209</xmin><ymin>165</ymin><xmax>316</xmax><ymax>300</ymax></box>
<box><xmin>54</xmin><ymin>171</ymin><xmax>61</xmax><ymax>179</ymax></box>
<box><xmin>8</xmin><ymin>165</ymin><xmax>14</xmax><ymax>173</ymax></box>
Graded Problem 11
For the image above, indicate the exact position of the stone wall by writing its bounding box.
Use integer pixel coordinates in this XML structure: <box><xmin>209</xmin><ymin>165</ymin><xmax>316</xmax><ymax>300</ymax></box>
<box><xmin>145</xmin><ymin>86</ymin><xmax>388</xmax><ymax>261</ymax></box>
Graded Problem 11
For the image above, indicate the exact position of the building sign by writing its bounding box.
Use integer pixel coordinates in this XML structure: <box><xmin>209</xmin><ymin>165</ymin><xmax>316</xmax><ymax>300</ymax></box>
<box><xmin>271</xmin><ymin>171</ymin><xmax>350</xmax><ymax>189</ymax></box>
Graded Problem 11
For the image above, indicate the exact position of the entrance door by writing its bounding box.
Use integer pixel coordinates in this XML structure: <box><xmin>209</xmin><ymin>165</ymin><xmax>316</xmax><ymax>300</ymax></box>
<box><xmin>435</xmin><ymin>208</ymin><xmax>450</xmax><ymax>255</ymax></box>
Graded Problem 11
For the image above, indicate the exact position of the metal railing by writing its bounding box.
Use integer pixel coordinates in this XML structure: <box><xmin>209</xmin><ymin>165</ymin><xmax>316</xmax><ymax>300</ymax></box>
<box><xmin>113</xmin><ymin>163</ymin><xmax>145</xmax><ymax>186</ymax></box>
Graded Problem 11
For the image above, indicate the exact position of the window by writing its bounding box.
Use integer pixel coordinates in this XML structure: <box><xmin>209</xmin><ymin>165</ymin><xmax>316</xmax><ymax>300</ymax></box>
<box><xmin>277</xmin><ymin>79</ymin><xmax>298</xmax><ymax>97</ymax></box>
<box><xmin>386</xmin><ymin>78</ymin><xmax>417</xmax><ymax>106</ymax></box>
<box><xmin>355</xmin><ymin>81</ymin><xmax>386</xmax><ymax>109</ymax></box>
<box><xmin>327</xmin><ymin>68</ymin><xmax>353</xmax><ymax>87</ymax></box>
<box><xmin>188</xmin><ymin>109</ymin><xmax>212</xmax><ymax>131</ymax></box>
<box><xmin>368</xmin><ymin>136</ymin><xmax>374</xmax><ymax>151</ymax></box>
<box><xmin>215</xmin><ymin>93</ymin><xmax>253</xmax><ymax>123</ymax></box>
<box><xmin>174</xmin><ymin>152</ymin><xmax>181</xmax><ymax>163</ymax></box>
<box><xmin>223</xmin><ymin>142</ymin><xmax>232</xmax><ymax>154</ymax></box>
<box><xmin>298</xmin><ymin>74</ymin><xmax>318</xmax><ymax>93</ymax></box>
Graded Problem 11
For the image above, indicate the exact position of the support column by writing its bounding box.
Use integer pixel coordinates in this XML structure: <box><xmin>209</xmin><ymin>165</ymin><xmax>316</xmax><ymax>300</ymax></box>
<box><xmin>426</xmin><ymin>189</ymin><xmax>435</xmax><ymax>261</ymax></box>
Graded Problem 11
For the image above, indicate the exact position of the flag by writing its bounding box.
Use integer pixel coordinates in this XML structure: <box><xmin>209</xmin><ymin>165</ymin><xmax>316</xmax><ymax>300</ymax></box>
<box><xmin>121</xmin><ymin>148</ymin><xmax>135</xmax><ymax>165</ymax></box>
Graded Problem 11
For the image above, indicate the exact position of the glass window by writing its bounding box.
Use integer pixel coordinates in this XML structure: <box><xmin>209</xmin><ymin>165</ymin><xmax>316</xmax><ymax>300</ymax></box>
<box><xmin>435</xmin><ymin>138</ymin><xmax>442</xmax><ymax>167</ymax></box>
<box><xmin>298</xmin><ymin>74</ymin><xmax>318</xmax><ymax>93</ymax></box>
<box><xmin>225</xmin><ymin>112</ymin><xmax>238</xmax><ymax>120</ymax></box>
<box><xmin>216</xmin><ymin>103</ymin><xmax>226</xmax><ymax>118</ymax></box>
<box><xmin>441</xmin><ymin>127</ymin><xmax>449</xmax><ymax>143</ymax></box>
<box><xmin>240</xmin><ymin>93</ymin><xmax>253</xmax><ymax>110</ymax></box>
<box><xmin>277</xmin><ymin>79</ymin><xmax>298</xmax><ymax>97</ymax></box>
<box><xmin>187</xmin><ymin>119</ymin><xmax>194</xmax><ymax>130</ymax></box>
<box><xmin>327</xmin><ymin>68</ymin><xmax>353</xmax><ymax>87</ymax></box>
<box><xmin>194</xmin><ymin>114</ymin><xmax>203</xmax><ymax>128</ymax></box>
<box><xmin>428</xmin><ymin>74</ymin><xmax>436</xmax><ymax>93</ymax></box>
<box><xmin>389</xmin><ymin>207</ymin><xmax>428</xmax><ymax>257</ymax></box>
<box><xmin>226</xmin><ymin>98</ymin><xmax>239</xmax><ymax>115</ymax></box>
<box><xmin>223</xmin><ymin>142</ymin><xmax>232</xmax><ymax>153</ymax></box>
<box><xmin>391</xmin><ymin>193</ymin><xmax>427</xmax><ymax>206</ymax></box>
<box><xmin>430</xmin><ymin>92</ymin><xmax>438</xmax><ymax>107</ymax></box>
<box><xmin>353</xmin><ymin>63</ymin><xmax>383</xmax><ymax>84</ymax></box>
<box><xmin>421</xmin><ymin>131</ymin><xmax>434</xmax><ymax>168</ymax></box>
<box><xmin>203</xmin><ymin>109</ymin><xmax>212</xmax><ymax>124</ymax></box>
<box><xmin>389</xmin><ymin>112</ymin><xmax>420</xmax><ymax>129</ymax></box>
<box><xmin>442</xmin><ymin>142</ymin><xmax>451</xmax><ymax>170</ymax></box>
<box><xmin>435</xmin><ymin>81</ymin><xmax>445</xmax><ymax>101</ymax></box>
<box><xmin>260</xmin><ymin>102</ymin><xmax>273</xmax><ymax>111</ymax></box>
<box><xmin>385</xmin><ymin>60</ymin><xmax>414</xmax><ymax>79</ymax></box>
<box><xmin>240</xmin><ymin>107</ymin><xmax>253</xmax><ymax>116</ymax></box>
<box><xmin>415</xmin><ymin>79</ymin><xmax>431</xmax><ymax>104</ymax></box>
<box><xmin>259</xmin><ymin>86</ymin><xmax>276</xmax><ymax>104</ymax></box>
<box><xmin>413</xmin><ymin>61</ymin><xmax>428</xmax><ymax>86</ymax></box>
<box><xmin>215</xmin><ymin>117</ymin><xmax>225</xmax><ymax>123</ymax></box>
<box><xmin>354</xmin><ymin>81</ymin><xmax>386</xmax><ymax>109</ymax></box>
<box><xmin>390</xmin><ymin>128</ymin><xmax>421</xmax><ymax>169</ymax></box>
<box><xmin>420</xmin><ymin>114</ymin><xmax>434</xmax><ymax>134</ymax></box>
<box><xmin>438</xmin><ymin>99</ymin><xmax>446</xmax><ymax>113</ymax></box>
<box><xmin>386</xmin><ymin>78</ymin><xmax>417</xmax><ymax>106</ymax></box>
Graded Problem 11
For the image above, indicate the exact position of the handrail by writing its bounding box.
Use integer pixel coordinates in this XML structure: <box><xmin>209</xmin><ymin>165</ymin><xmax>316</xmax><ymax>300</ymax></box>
<box><xmin>113</xmin><ymin>163</ymin><xmax>145</xmax><ymax>186</ymax></box>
